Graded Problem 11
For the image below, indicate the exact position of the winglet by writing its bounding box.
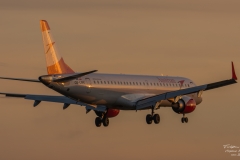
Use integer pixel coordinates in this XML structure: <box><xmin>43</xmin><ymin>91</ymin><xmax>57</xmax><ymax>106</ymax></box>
<box><xmin>232</xmin><ymin>61</ymin><xmax>237</xmax><ymax>80</ymax></box>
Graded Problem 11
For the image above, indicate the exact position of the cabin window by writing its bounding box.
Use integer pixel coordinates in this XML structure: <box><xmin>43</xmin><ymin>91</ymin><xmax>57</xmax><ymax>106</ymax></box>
<box><xmin>107</xmin><ymin>81</ymin><xmax>109</xmax><ymax>84</ymax></box>
<box><xmin>146</xmin><ymin>83</ymin><xmax>148</xmax><ymax>85</ymax></box>
<box><xmin>143</xmin><ymin>82</ymin><xmax>145</xmax><ymax>85</ymax></box>
<box><xmin>188</xmin><ymin>84</ymin><xmax>190</xmax><ymax>87</ymax></box>
<box><xmin>97</xmin><ymin>81</ymin><xmax>99</xmax><ymax>84</ymax></box>
<box><xmin>157</xmin><ymin>83</ymin><xmax>159</xmax><ymax>86</ymax></box>
<box><xmin>100</xmin><ymin>81</ymin><xmax>103</xmax><ymax>84</ymax></box>
<box><xmin>129</xmin><ymin>82</ymin><xmax>132</xmax><ymax>85</ymax></box>
<box><xmin>93</xmin><ymin>81</ymin><xmax>96</xmax><ymax>84</ymax></box>
<box><xmin>133</xmin><ymin>82</ymin><xmax>135</xmax><ymax>85</ymax></box>
<box><xmin>104</xmin><ymin>81</ymin><xmax>106</xmax><ymax>84</ymax></box>
<box><xmin>126</xmin><ymin>82</ymin><xmax>128</xmax><ymax>85</ymax></box>
<box><xmin>136</xmin><ymin>82</ymin><xmax>138</xmax><ymax>85</ymax></box>
<box><xmin>114</xmin><ymin>81</ymin><xmax>116</xmax><ymax>84</ymax></box>
<box><xmin>139</xmin><ymin>82</ymin><xmax>141</xmax><ymax>85</ymax></box>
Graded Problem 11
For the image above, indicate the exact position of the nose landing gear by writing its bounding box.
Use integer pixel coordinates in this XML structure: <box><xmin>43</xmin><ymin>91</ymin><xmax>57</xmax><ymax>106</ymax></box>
<box><xmin>181</xmin><ymin>114</ymin><xmax>188</xmax><ymax>123</ymax></box>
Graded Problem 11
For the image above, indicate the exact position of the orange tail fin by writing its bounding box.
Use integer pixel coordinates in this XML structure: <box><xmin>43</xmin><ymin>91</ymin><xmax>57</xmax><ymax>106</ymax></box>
<box><xmin>40</xmin><ymin>20</ymin><xmax>74</xmax><ymax>75</ymax></box>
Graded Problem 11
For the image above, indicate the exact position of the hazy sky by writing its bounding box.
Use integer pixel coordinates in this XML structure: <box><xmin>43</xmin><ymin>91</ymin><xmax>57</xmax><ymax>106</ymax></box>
<box><xmin>0</xmin><ymin>1</ymin><xmax>240</xmax><ymax>160</ymax></box>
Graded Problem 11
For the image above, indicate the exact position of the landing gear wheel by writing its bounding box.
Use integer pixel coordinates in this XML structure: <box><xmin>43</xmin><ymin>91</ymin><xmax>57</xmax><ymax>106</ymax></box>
<box><xmin>181</xmin><ymin>117</ymin><xmax>185</xmax><ymax>123</ymax></box>
<box><xmin>102</xmin><ymin>117</ymin><xmax>109</xmax><ymax>127</ymax></box>
<box><xmin>184</xmin><ymin>117</ymin><xmax>188</xmax><ymax>123</ymax></box>
<box><xmin>95</xmin><ymin>117</ymin><xmax>102</xmax><ymax>127</ymax></box>
<box><xmin>153</xmin><ymin>114</ymin><xmax>160</xmax><ymax>124</ymax></box>
<box><xmin>146</xmin><ymin>114</ymin><xmax>153</xmax><ymax>124</ymax></box>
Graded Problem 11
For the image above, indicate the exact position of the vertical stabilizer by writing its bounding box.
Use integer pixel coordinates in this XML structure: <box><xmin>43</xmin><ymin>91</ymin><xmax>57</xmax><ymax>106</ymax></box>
<box><xmin>40</xmin><ymin>20</ymin><xmax>74</xmax><ymax>75</ymax></box>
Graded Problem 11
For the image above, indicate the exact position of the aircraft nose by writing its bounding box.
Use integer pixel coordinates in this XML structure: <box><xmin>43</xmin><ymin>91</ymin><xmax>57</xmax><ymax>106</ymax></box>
<box><xmin>39</xmin><ymin>75</ymin><xmax>53</xmax><ymax>85</ymax></box>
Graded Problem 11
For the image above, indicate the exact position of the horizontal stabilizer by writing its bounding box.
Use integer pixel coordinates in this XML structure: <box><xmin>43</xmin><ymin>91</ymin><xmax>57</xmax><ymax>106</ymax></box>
<box><xmin>53</xmin><ymin>70</ymin><xmax>97</xmax><ymax>82</ymax></box>
<box><xmin>0</xmin><ymin>77</ymin><xmax>40</xmax><ymax>82</ymax></box>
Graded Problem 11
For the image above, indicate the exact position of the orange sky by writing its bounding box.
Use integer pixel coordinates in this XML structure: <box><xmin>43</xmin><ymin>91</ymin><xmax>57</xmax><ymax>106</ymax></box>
<box><xmin>0</xmin><ymin>1</ymin><xmax>240</xmax><ymax>159</ymax></box>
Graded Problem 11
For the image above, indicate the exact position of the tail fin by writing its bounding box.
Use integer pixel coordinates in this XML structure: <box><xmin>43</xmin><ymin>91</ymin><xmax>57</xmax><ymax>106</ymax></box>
<box><xmin>40</xmin><ymin>20</ymin><xmax>75</xmax><ymax>75</ymax></box>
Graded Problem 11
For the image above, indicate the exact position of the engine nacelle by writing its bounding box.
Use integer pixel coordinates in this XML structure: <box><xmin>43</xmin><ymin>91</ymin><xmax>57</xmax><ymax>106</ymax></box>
<box><xmin>94</xmin><ymin>109</ymin><xmax>120</xmax><ymax>118</ymax></box>
<box><xmin>172</xmin><ymin>96</ymin><xmax>196</xmax><ymax>114</ymax></box>
<box><xmin>106</xmin><ymin>109</ymin><xmax>120</xmax><ymax>118</ymax></box>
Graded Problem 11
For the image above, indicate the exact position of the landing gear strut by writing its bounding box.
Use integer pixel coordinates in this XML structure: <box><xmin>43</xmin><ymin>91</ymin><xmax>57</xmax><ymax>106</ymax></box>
<box><xmin>146</xmin><ymin>106</ymin><xmax>160</xmax><ymax>125</ymax></box>
<box><xmin>181</xmin><ymin>114</ymin><xmax>188</xmax><ymax>123</ymax></box>
<box><xmin>95</xmin><ymin>110</ymin><xmax>110</xmax><ymax>127</ymax></box>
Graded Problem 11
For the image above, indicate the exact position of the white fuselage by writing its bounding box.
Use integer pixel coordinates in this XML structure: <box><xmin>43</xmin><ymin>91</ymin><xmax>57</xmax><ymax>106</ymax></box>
<box><xmin>44</xmin><ymin>73</ymin><xmax>203</xmax><ymax>110</ymax></box>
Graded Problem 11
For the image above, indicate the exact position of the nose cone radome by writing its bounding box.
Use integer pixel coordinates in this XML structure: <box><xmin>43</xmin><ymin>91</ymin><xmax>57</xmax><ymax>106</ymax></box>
<box><xmin>39</xmin><ymin>75</ymin><xmax>53</xmax><ymax>85</ymax></box>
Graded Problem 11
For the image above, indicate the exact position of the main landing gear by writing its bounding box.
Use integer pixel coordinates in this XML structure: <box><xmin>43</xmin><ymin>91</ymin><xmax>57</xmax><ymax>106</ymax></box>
<box><xmin>181</xmin><ymin>114</ymin><xmax>188</xmax><ymax>123</ymax></box>
<box><xmin>146</xmin><ymin>107</ymin><xmax>160</xmax><ymax>125</ymax></box>
<box><xmin>95</xmin><ymin>112</ymin><xmax>109</xmax><ymax>127</ymax></box>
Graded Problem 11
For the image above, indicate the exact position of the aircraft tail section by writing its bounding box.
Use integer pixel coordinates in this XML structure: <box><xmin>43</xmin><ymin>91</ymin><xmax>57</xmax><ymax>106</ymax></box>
<box><xmin>40</xmin><ymin>20</ymin><xmax>74</xmax><ymax>75</ymax></box>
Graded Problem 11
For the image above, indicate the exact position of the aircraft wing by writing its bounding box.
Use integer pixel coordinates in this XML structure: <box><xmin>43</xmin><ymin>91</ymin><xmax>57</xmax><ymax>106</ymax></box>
<box><xmin>0</xmin><ymin>92</ymin><xmax>106</xmax><ymax>112</ymax></box>
<box><xmin>136</xmin><ymin>62</ymin><xmax>237</xmax><ymax>110</ymax></box>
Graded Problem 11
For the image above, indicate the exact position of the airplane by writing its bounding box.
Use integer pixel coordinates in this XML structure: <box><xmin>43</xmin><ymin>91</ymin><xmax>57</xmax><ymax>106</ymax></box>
<box><xmin>0</xmin><ymin>20</ymin><xmax>237</xmax><ymax>127</ymax></box>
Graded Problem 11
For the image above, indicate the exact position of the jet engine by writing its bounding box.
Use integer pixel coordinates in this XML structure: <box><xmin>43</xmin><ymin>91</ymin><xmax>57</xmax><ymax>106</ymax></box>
<box><xmin>94</xmin><ymin>109</ymin><xmax>120</xmax><ymax>118</ymax></box>
<box><xmin>172</xmin><ymin>96</ymin><xmax>196</xmax><ymax>114</ymax></box>
<box><xmin>106</xmin><ymin>109</ymin><xmax>120</xmax><ymax>118</ymax></box>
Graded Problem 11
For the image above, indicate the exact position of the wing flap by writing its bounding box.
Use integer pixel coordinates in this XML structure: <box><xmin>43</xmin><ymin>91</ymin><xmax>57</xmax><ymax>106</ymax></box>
<box><xmin>25</xmin><ymin>95</ymin><xmax>77</xmax><ymax>104</ymax></box>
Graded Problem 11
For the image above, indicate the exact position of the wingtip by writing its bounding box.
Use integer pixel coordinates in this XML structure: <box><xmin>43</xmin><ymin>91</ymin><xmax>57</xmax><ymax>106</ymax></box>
<box><xmin>231</xmin><ymin>61</ymin><xmax>237</xmax><ymax>80</ymax></box>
